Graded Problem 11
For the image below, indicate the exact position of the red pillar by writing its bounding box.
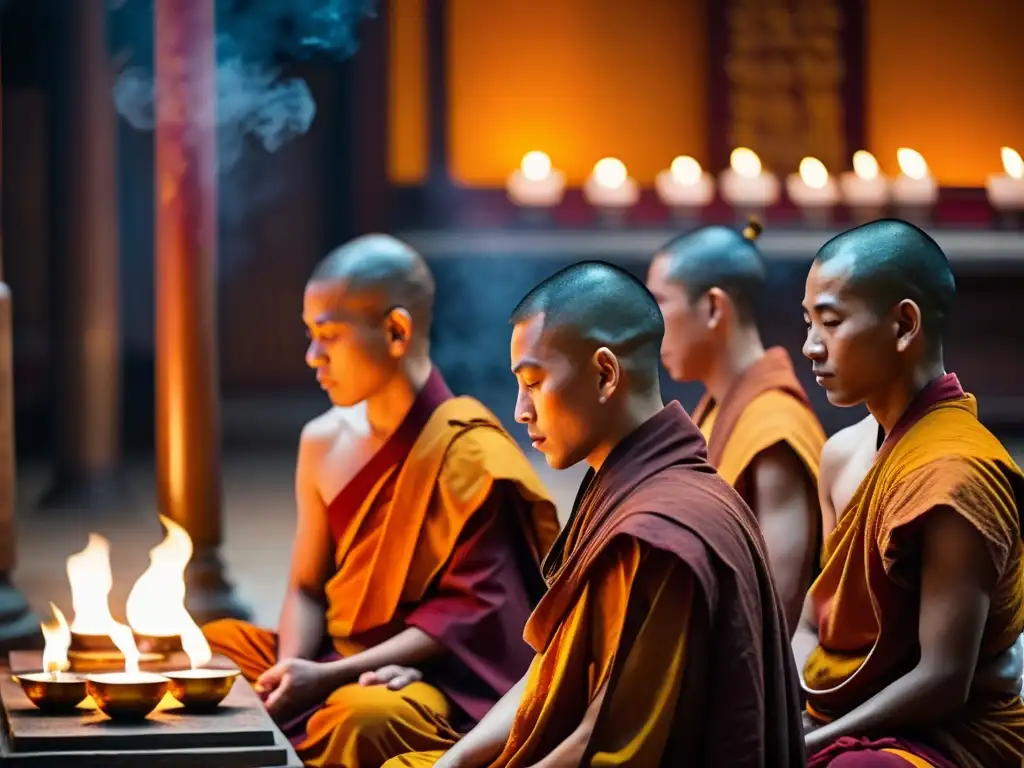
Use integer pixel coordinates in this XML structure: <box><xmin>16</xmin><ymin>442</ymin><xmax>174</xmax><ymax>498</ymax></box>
<box><xmin>154</xmin><ymin>0</ymin><xmax>249</xmax><ymax>622</ymax></box>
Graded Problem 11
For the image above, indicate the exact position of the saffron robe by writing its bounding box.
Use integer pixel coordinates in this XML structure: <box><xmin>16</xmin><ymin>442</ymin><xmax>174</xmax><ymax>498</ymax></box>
<box><xmin>205</xmin><ymin>369</ymin><xmax>561</xmax><ymax>768</ymax></box>
<box><xmin>690</xmin><ymin>346</ymin><xmax>825</xmax><ymax>513</ymax></box>
<box><xmin>389</xmin><ymin>402</ymin><xmax>805</xmax><ymax>766</ymax></box>
<box><xmin>803</xmin><ymin>374</ymin><xmax>1024</xmax><ymax>768</ymax></box>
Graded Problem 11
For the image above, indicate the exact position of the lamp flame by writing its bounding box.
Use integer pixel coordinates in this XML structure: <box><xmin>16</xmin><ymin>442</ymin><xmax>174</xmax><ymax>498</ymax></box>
<box><xmin>730</xmin><ymin>147</ymin><xmax>762</xmax><ymax>179</ymax></box>
<box><xmin>521</xmin><ymin>151</ymin><xmax>551</xmax><ymax>182</ymax></box>
<box><xmin>109</xmin><ymin>621</ymin><xmax>141</xmax><ymax>675</ymax></box>
<box><xmin>1001</xmin><ymin>147</ymin><xmax>1023</xmax><ymax>180</ymax></box>
<box><xmin>798</xmin><ymin>157</ymin><xmax>829</xmax><ymax>189</ymax></box>
<box><xmin>897</xmin><ymin>148</ymin><xmax>929</xmax><ymax>180</ymax></box>
<box><xmin>670</xmin><ymin>155</ymin><xmax>702</xmax><ymax>186</ymax></box>
<box><xmin>41</xmin><ymin>603</ymin><xmax>71</xmax><ymax>677</ymax></box>
<box><xmin>126</xmin><ymin>515</ymin><xmax>211</xmax><ymax>668</ymax></box>
<box><xmin>592</xmin><ymin>157</ymin><xmax>627</xmax><ymax>189</ymax></box>
<box><xmin>66</xmin><ymin>534</ymin><xmax>117</xmax><ymax>635</ymax></box>
<box><xmin>852</xmin><ymin>150</ymin><xmax>879</xmax><ymax>181</ymax></box>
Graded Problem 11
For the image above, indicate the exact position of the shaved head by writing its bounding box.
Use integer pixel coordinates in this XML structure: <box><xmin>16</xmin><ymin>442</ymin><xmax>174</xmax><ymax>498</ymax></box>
<box><xmin>509</xmin><ymin>260</ymin><xmax>664</xmax><ymax>392</ymax></box>
<box><xmin>309</xmin><ymin>233</ymin><xmax>435</xmax><ymax>341</ymax></box>
<box><xmin>655</xmin><ymin>224</ymin><xmax>766</xmax><ymax>324</ymax></box>
<box><xmin>815</xmin><ymin>219</ymin><xmax>954</xmax><ymax>350</ymax></box>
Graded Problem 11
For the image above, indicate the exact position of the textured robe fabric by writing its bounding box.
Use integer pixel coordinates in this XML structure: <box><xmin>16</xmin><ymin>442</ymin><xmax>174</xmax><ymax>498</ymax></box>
<box><xmin>803</xmin><ymin>374</ymin><xmax>1024</xmax><ymax>768</ymax></box>
<box><xmin>390</xmin><ymin>402</ymin><xmax>805</xmax><ymax>767</ymax></box>
<box><xmin>205</xmin><ymin>369</ymin><xmax>560</xmax><ymax>768</ymax></box>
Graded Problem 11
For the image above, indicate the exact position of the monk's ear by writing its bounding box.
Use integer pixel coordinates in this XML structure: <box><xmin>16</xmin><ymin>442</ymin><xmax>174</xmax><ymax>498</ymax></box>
<box><xmin>893</xmin><ymin>299</ymin><xmax>922</xmax><ymax>353</ymax></box>
<box><xmin>704</xmin><ymin>287</ymin><xmax>730</xmax><ymax>331</ymax></box>
<box><xmin>384</xmin><ymin>307</ymin><xmax>414</xmax><ymax>357</ymax></box>
<box><xmin>592</xmin><ymin>347</ymin><xmax>620</xmax><ymax>403</ymax></box>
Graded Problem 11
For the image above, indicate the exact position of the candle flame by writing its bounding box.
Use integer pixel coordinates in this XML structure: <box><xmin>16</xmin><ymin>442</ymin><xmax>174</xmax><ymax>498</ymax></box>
<box><xmin>109</xmin><ymin>621</ymin><xmax>140</xmax><ymax>675</ymax></box>
<box><xmin>126</xmin><ymin>516</ymin><xmax>208</xmax><ymax>666</ymax></box>
<box><xmin>592</xmin><ymin>157</ymin><xmax>627</xmax><ymax>189</ymax></box>
<box><xmin>852</xmin><ymin>150</ymin><xmax>879</xmax><ymax>181</ymax></box>
<box><xmin>66</xmin><ymin>534</ymin><xmax>117</xmax><ymax>636</ymax></box>
<box><xmin>521</xmin><ymin>151</ymin><xmax>552</xmax><ymax>182</ymax></box>
<box><xmin>669</xmin><ymin>155</ymin><xmax>702</xmax><ymax>186</ymax></box>
<box><xmin>730</xmin><ymin>147</ymin><xmax>762</xmax><ymax>179</ymax></box>
<box><xmin>41</xmin><ymin>603</ymin><xmax>71</xmax><ymax>676</ymax></box>
<box><xmin>798</xmin><ymin>157</ymin><xmax>829</xmax><ymax>189</ymax></box>
<box><xmin>180</xmin><ymin>622</ymin><xmax>213</xmax><ymax>670</ymax></box>
<box><xmin>897</xmin><ymin>148</ymin><xmax>929</xmax><ymax>180</ymax></box>
<box><xmin>1001</xmin><ymin>147</ymin><xmax>1023</xmax><ymax>180</ymax></box>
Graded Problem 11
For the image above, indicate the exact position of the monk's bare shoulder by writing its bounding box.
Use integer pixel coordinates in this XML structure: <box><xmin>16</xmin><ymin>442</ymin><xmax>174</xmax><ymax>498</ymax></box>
<box><xmin>299</xmin><ymin>404</ymin><xmax>373</xmax><ymax>502</ymax></box>
<box><xmin>822</xmin><ymin>414</ymin><xmax>878</xmax><ymax>520</ymax></box>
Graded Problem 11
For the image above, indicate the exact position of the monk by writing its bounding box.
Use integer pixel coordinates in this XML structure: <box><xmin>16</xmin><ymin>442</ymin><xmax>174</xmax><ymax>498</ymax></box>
<box><xmin>386</xmin><ymin>260</ymin><xmax>805</xmax><ymax>767</ymax></box>
<box><xmin>203</xmin><ymin>234</ymin><xmax>561</xmax><ymax>768</ymax></box>
<box><xmin>646</xmin><ymin>220</ymin><xmax>825</xmax><ymax>633</ymax></box>
<box><xmin>795</xmin><ymin>219</ymin><xmax>1024</xmax><ymax>767</ymax></box>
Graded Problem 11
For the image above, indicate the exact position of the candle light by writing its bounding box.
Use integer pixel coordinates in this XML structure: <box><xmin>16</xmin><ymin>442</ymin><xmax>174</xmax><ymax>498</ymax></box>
<box><xmin>14</xmin><ymin>603</ymin><xmax>88</xmax><ymax>713</ymax></box>
<box><xmin>891</xmin><ymin>148</ymin><xmax>937</xmax><ymax>223</ymax></box>
<box><xmin>985</xmin><ymin>147</ymin><xmax>1024</xmax><ymax>228</ymax></box>
<box><xmin>719</xmin><ymin>147</ymin><xmax>780</xmax><ymax>223</ymax></box>
<box><xmin>583</xmin><ymin>157</ymin><xmax>639</xmax><ymax>226</ymax></box>
<box><xmin>506</xmin><ymin>151</ymin><xmax>565</xmax><ymax>208</ymax></box>
<box><xmin>786</xmin><ymin>157</ymin><xmax>838</xmax><ymax>227</ymax></box>
<box><xmin>840</xmin><ymin>150</ymin><xmax>891</xmax><ymax>223</ymax></box>
<box><xmin>655</xmin><ymin>155</ymin><xmax>715</xmax><ymax>223</ymax></box>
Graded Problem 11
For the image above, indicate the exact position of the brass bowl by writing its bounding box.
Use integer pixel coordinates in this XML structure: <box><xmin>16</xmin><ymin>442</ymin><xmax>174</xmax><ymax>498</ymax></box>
<box><xmin>133</xmin><ymin>633</ymin><xmax>181</xmax><ymax>656</ymax></box>
<box><xmin>164</xmin><ymin>668</ymin><xmax>240</xmax><ymax>712</ymax></box>
<box><xmin>13</xmin><ymin>672</ymin><xmax>88</xmax><ymax>714</ymax></box>
<box><xmin>70</xmin><ymin>632</ymin><xmax>117</xmax><ymax>653</ymax></box>
<box><xmin>85</xmin><ymin>672</ymin><xmax>170</xmax><ymax>721</ymax></box>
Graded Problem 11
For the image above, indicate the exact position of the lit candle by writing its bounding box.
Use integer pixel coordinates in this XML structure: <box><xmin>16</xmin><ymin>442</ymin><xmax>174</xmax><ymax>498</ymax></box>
<box><xmin>506</xmin><ymin>151</ymin><xmax>566</xmax><ymax>208</ymax></box>
<box><xmin>891</xmin><ymin>148</ymin><xmax>937</xmax><ymax>219</ymax></box>
<box><xmin>985</xmin><ymin>147</ymin><xmax>1024</xmax><ymax>211</ymax></box>
<box><xmin>583</xmin><ymin>157</ymin><xmax>639</xmax><ymax>209</ymax></box>
<box><xmin>719</xmin><ymin>148</ymin><xmax>780</xmax><ymax>221</ymax></box>
<box><xmin>655</xmin><ymin>155</ymin><xmax>715</xmax><ymax>215</ymax></box>
<box><xmin>839</xmin><ymin>151</ymin><xmax>891</xmax><ymax>215</ymax></box>
<box><xmin>786</xmin><ymin>157</ymin><xmax>838</xmax><ymax>226</ymax></box>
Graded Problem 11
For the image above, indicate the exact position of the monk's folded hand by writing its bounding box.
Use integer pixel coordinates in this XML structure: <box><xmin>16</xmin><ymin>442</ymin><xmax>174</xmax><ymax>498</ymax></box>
<box><xmin>256</xmin><ymin>658</ymin><xmax>335</xmax><ymax>719</ymax></box>
<box><xmin>358</xmin><ymin>665</ymin><xmax>423</xmax><ymax>690</ymax></box>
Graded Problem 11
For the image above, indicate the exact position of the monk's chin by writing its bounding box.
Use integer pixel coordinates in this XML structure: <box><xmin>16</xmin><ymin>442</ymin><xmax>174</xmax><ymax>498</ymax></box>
<box><xmin>823</xmin><ymin>388</ymin><xmax>861</xmax><ymax>408</ymax></box>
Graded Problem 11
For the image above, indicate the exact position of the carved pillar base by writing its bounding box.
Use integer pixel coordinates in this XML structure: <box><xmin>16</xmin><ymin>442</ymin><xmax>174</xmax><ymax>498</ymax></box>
<box><xmin>184</xmin><ymin>551</ymin><xmax>252</xmax><ymax>625</ymax></box>
<box><xmin>0</xmin><ymin>574</ymin><xmax>40</xmax><ymax>652</ymax></box>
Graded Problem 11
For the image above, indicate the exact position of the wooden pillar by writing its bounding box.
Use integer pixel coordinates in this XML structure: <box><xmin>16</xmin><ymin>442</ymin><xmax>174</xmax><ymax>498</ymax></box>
<box><xmin>154</xmin><ymin>0</ymin><xmax>249</xmax><ymax>622</ymax></box>
<box><xmin>39</xmin><ymin>0</ymin><xmax>124</xmax><ymax>510</ymax></box>
<box><xmin>0</xmin><ymin>6</ymin><xmax>39</xmax><ymax>648</ymax></box>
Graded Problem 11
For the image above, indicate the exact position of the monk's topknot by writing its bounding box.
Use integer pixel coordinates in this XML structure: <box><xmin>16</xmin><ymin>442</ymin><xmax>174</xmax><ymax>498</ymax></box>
<box><xmin>742</xmin><ymin>216</ymin><xmax>764</xmax><ymax>242</ymax></box>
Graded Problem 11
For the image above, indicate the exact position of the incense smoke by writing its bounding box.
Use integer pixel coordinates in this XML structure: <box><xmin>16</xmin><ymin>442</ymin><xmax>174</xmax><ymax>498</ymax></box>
<box><xmin>111</xmin><ymin>0</ymin><xmax>376</xmax><ymax>173</ymax></box>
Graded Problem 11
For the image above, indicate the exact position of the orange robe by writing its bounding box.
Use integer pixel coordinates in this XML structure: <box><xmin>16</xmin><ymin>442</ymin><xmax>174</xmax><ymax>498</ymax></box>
<box><xmin>389</xmin><ymin>402</ymin><xmax>805</xmax><ymax>767</ymax></box>
<box><xmin>803</xmin><ymin>374</ymin><xmax>1024</xmax><ymax>768</ymax></box>
<box><xmin>690</xmin><ymin>346</ymin><xmax>825</xmax><ymax>517</ymax></box>
<box><xmin>205</xmin><ymin>369</ymin><xmax>560</xmax><ymax>768</ymax></box>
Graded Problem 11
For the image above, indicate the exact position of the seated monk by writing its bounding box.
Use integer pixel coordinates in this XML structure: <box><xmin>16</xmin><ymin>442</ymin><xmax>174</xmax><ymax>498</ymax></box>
<box><xmin>794</xmin><ymin>219</ymin><xmax>1024</xmax><ymax>767</ymax></box>
<box><xmin>386</xmin><ymin>261</ymin><xmax>805</xmax><ymax>767</ymax></box>
<box><xmin>203</xmin><ymin>234</ymin><xmax>561</xmax><ymax>768</ymax></box>
<box><xmin>646</xmin><ymin>219</ymin><xmax>825</xmax><ymax>633</ymax></box>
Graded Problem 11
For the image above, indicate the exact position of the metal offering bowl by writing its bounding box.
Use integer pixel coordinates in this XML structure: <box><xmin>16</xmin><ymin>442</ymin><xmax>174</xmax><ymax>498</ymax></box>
<box><xmin>85</xmin><ymin>672</ymin><xmax>170</xmax><ymax>721</ymax></box>
<box><xmin>164</xmin><ymin>668</ymin><xmax>240</xmax><ymax>712</ymax></box>
<box><xmin>69</xmin><ymin>632</ymin><xmax>117</xmax><ymax>653</ymax></box>
<box><xmin>133</xmin><ymin>633</ymin><xmax>182</xmax><ymax>656</ymax></box>
<box><xmin>13</xmin><ymin>671</ymin><xmax>88</xmax><ymax>713</ymax></box>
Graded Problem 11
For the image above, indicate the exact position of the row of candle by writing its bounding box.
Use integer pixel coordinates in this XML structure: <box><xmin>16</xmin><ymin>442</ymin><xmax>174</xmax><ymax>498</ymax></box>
<box><xmin>506</xmin><ymin>147</ymin><xmax>1024</xmax><ymax>213</ymax></box>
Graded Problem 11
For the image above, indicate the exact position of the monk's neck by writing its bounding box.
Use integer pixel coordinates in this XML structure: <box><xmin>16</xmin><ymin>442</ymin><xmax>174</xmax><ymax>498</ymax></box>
<box><xmin>868</xmin><ymin>361</ymin><xmax>948</xmax><ymax>436</ymax></box>
<box><xmin>585</xmin><ymin>392</ymin><xmax>665</xmax><ymax>472</ymax></box>
<box><xmin>703</xmin><ymin>329</ymin><xmax>766</xmax><ymax>405</ymax></box>
<box><xmin>364</xmin><ymin>356</ymin><xmax>434</xmax><ymax>440</ymax></box>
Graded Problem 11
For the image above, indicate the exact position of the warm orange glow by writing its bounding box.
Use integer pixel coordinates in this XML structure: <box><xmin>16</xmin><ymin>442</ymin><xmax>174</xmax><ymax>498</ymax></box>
<box><xmin>730</xmin><ymin>148</ymin><xmax>762</xmax><ymax>179</ymax></box>
<box><xmin>852</xmin><ymin>151</ymin><xmax>880</xmax><ymax>181</ymax></box>
<box><xmin>1001</xmin><ymin>147</ymin><xmax>1023</xmax><ymax>180</ymax></box>
<box><xmin>897</xmin><ymin>148</ymin><xmax>929</xmax><ymax>180</ymax></box>
<box><xmin>670</xmin><ymin>156</ymin><xmax>702</xmax><ymax>185</ymax></box>
<box><xmin>387</xmin><ymin>0</ymin><xmax>427</xmax><ymax>183</ymax></box>
<box><xmin>41</xmin><ymin>603</ymin><xmax>71</xmax><ymax>676</ymax></box>
<box><xmin>66</xmin><ymin>534</ymin><xmax>117</xmax><ymax>636</ymax></box>
<box><xmin>798</xmin><ymin>157</ymin><xmax>829</xmax><ymax>189</ymax></box>
<box><xmin>126</xmin><ymin>516</ymin><xmax>211</xmax><ymax>668</ymax></box>
<box><xmin>521</xmin><ymin>151</ymin><xmax>552</xmax><ymax>181</ymax></box>
<box><xmin>109</xmin><ymin>621</ymin><xmax>141</xmax><ymax>675</ymax></box>
<box><xmin>592</xmin><ymin>157</ymin><xmax>628</xmax><ymax>189</ymax></box>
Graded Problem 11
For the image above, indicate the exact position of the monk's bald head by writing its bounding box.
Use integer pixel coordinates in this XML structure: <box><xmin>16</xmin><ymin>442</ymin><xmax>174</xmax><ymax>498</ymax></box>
<box><xmin>309</xmin><ymin>234</ymin><xmax>435</xmax><ymax>342</ymax></box>
<box><xmin>814</xmin><ymin>219</ymin><xmax>955</xmax><ymax>350</ymax></box>
<box><xmin>654</xmin><ymin>224</ymin><xmax>766</xmax><ymax>324</ymax></box>
<box><xmin>510</xmin><ymin>261</ymin><xmax>664</xmax><ymax>393</ymax></box>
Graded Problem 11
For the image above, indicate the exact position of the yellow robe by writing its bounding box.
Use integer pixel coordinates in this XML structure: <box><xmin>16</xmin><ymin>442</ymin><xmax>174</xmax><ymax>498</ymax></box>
<box><xmin>205</xmin><ymin>394</ymin><xmax>560</xmax><ymax>768</ymax></box>
<box><xmin>803</xmin><ymin>390</ymin><xmax>1024</xmax><ymax>768</ymax></box>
